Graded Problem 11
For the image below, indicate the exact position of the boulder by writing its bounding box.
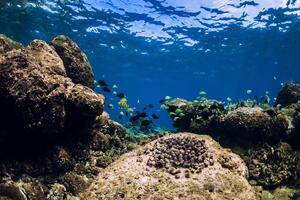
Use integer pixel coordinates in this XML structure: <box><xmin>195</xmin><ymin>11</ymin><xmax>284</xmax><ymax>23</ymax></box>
<box><xmin>275</xmin><ymin>83</ymin><xmax>300</xmax><ymax>107</ymax></box>
<box><xmin>83</xmin><ymin>133</ymin><xmax>258</xmax><ymax>200</ymax></box>
<box><xmin>0</xmin><ymin>38</ymin><xmax>104</xmax><ymax>154</ymax></box>
<box><xmin>50</xmin><ymin>35</ymin><xmax>95</xmax><ymax>89</ymax></box>
<box><xmin>213</xmin><ymin>107</ymin><xmax>289</xmax><ymax>144</ymax></box>
<box><xmin>0</xmin><ymin>34</ymin><xmax>22</xmax><ymax>55</ymax></box>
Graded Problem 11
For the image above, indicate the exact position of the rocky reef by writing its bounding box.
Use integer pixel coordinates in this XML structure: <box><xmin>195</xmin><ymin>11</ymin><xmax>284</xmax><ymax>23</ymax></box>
<box><xmin>0</xmin><ymin>34</ymin><xmax>146</xmax><ymax>200</ymax></box>
<box><xmin>84</xmin><ymin>133</ymin><xmax>259</xmax><ymax>200</ymax></box>
<box><xmin>0</xmin><ymin>33</ymin><xmax>299</xmax><ymax>199</ymax></box>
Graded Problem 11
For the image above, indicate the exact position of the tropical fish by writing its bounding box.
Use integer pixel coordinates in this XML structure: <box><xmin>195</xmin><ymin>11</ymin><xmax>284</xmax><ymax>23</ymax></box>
<box><xmin>159</xmin><ymin>99</ymin><xmax>165</xmax><ymax>104</ymax></box>
<box><xmin>199</xmin><ymin>91</ymin><xmax>207</xmax><ymax>96</ymax></box>
<box><xmin>113</xmin><ymin>91</ymin><xmax>117</xmax><ymax>95</ymax></box>
<box><xmin>102</xmin><ymin>86</ymin><xmax>111</xmax><ymax>93</ymax></box>
<box><xmin>118</xmin><ymin>98</ymin><xmax>129</xmax><ymax>109</ymax></box>
<box><xmin>127</xmin><ymin>108</ymin><xmax>134</xmax><ymax>113</ymax></box>
<box><xmin>165</xmin><ymin>96</ymin><xmax>172</xmax><ymax>100</ymax></box>
<box><xmin>112</xmin><ymin>84</ymin><xmax>118</xmax><ymax>89</ymax></box>
<box><xmin>98</xmin><ymin>80</ymin><xmax>108</xmax><ymax>87</ymax></box>
<box><xmin>246</xmin><ymin>89</ymin><xmax>252</xmax><ymax>95</ymax></box>
<box><xmin>226</xmin><ymin>97</ymin><xmax>232</xmax><ymax>102</ymax></box>
<box><xmin>129</xmin><ymin>115</ymin><xmax>139</xmax><ymax>122</ymax></box>
<box><xmin>116</xmin><ymin>93</ymin><xmax>125</xmax><ymax>98</ymax></box>
<box><xmin>141</xmin><ymin>119</ymin><xmax>152</xmax><ymax>126</ymax></box>
<box><xmin>148</xmin><ymin>104</ymin><xmax>154</xmax><ymax>108</ymax></box>
<box><xmin>152</xmin><ymin>114</ymin><xmax>159</xmax><ymax>119</ymax></box>
<box><xmin>107</xmin><ymin>103</ymin><xmax>114</xmax><ymax>109</ymax></box>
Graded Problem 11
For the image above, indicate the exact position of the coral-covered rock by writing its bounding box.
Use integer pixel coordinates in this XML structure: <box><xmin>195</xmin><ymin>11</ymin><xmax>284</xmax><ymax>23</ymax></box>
<box><xmin>0</xmin><ymin>34</ymin><xmax>22</xmax><ymax>54</ymax></box>
<box><xmin>0</xmin><ymin>38</ymin><xmax>104</xmax><ymax>154</ymax></box>
<box><xmin>50</xmin><ymin>35</ymin><xmax>95</xmax><ymax>89</ymax></box>
<box><xmin>213</xmin><ymin>107</ymin><xmax>289</xmax><ymax>144</ymax></box>
<box><xmin>275</xmin><ymin>83</ymin><xmax>300</xmax><ymax>107</ymax></box>
<box><xmin>83</xmin><ymin>133</ymin><xmax>258</xmax><ymax>200</ymax></box>
<box><xmin>0</xmin><ymin>181</ymin><xmax>27</xmax><ymax>200</ymax></box>
<box><xmin>245</xmin><ymin>143</ymin><xmax>300</xmax><ymax>187</ymax></box>
<box><xmin>164</xmin><ymin>98</ymin><xmax>226</xmax><ymax>133</ymax></box>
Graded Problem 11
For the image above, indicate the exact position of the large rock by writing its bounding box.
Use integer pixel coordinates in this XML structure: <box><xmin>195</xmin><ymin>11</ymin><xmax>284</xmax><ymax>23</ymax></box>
<box><xmin>0</xmin><ymin>34</ymin><xmax>22</xmax><ymax>55</ymax></box>
<box><xmin>0</xmin><ymin>38</ymin><xmax>104</xmax><ymax>151</ymax></box>
<box><xmin>50</xmin><ymin>35</ymin><xmax>95</xmax><ymax>89</ymax></box>
<box><xmin>213</xmin><ymin>107</ymin><xmax>289</xmax><ymax>144</ymax></box>
<box><xmin>83</xmin><ymin>133</ymin><xmax>258</xmax><ymax>200</ymax></box>
<box><xmin>275</xmin><ymin>83</ymin><xmax>300</xmax><ymax>107</ymax></box>
<box><xmin>245</xmin><ymin>142</ymin><xmax>300</xmax><ymax>187</ymax></box>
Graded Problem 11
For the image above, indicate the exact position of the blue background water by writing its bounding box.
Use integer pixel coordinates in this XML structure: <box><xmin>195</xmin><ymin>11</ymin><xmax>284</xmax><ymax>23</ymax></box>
<box><xmin>1</xmin><ymin>0</ymin><xmax>300</xmax><ymax>127</ymax></box>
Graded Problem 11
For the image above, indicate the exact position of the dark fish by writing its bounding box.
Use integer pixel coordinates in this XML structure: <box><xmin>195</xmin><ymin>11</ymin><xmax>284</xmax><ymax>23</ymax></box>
<box><xmin>148</xmin><ymin>104</ymin><xmax>154</xmax><ymax>108</ymax></box>
<box><xmin>129</xmin><ymin>115</ymin><xmax>140</xmax><ymax>122</ymax></box>
<box><xmin>141</xmin><ymin>119</ymin><xmax>152</xmax><ymax>126</ymax></box>
<box><xmin>119</xmin><ymin>115</ymin><xmax>122</xmax><ymax>119</ymax></box>
<box><xmin>136</xmin><ymin>111</ymin><xmax>141</xmax><ymax>116</ymax></box>
<box><xmin>143</xmin><ymin>107</ymin><xmax>147</xmax><ymax>111</ymax></box>
<box><xmin>98</xmin><ymin>80</ymin><xmax>108</xmax><ymax>87</ymax></box>
<box><xmin>152</xmin><ymin>114</ymin><xmax>159</xmax><ymax>119</ymax></box>
<box><xmin>125</xmin><ymin>112</ymin><xmax>129</xmax><ymax>117</ymax></box>
<box><xmin>102</xmin><ymin>86</ymin><xmax>111</xmax><ymax>93</ymax></box>
<box><xmin>116</xmin><ymin>93</ymin><xmax>125</xmax><ymax>98</ymax></box>
<box><xmin>159</xmin><ymin>99</ymin><xmax>165</xmax><ymax>104</ymax></box>
<box><xmin>138</xmin><ymin>112</ymin><xmax>147</xmax><ymax>118</ymax></box>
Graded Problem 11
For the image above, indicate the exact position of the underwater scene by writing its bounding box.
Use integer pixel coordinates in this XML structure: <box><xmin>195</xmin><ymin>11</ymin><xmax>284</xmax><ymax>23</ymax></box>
<box><xmin>1</xmin><ymin>0</ymin><xmax>300</xmax><ymax>199</ymax></box>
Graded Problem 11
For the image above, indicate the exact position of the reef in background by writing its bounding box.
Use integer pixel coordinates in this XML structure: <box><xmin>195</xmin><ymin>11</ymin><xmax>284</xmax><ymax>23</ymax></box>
<box><xmin>162</xmin><ymin>83</ymin><xmax>300</xmax><ymax>198</ymax></box>
<box><xmin>0</xmin><ymin>34</ymin><xmax>164</xmax><ymax>200</ymax></box>
<box><xmin>0</xmin><ymin>34</ymin><xmax>300</xmax><ymax>200</ymax></box>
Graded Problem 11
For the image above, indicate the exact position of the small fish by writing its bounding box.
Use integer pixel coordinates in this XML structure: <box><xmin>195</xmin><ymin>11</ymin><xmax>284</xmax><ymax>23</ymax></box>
<box><xmin>141</xmin><ymin>119</ymin><xmax>152</xmax><ymax>126</ymax></box>
<box><xmin>246</xmin><ymin>89</ymin><xmax>252</xmax><ymax>95</ymax></box>
<box><xmin>165</xmin><ymin>96</ymin><xmax>172</xmax><ymax>100</ymax></box>
<box><xmin>113</xmin><ymin>91</ymin><xmax>117</xmax><ymax>95</ymax></box>
<box><xmin>129</xmin><ymin>115</ymin><xmax>140</xmax><ymax>122</ymax></box>
<box><xmin>119</xmin><ymin>115</ymin><xmax>123</xmax><ymax>119</ymax></box>
<box><xmin>112</xmin><ymin>84</ymin><xmax>118</xmax><ymax>89</ymax></box>
<box><xmin>102</xmin><ymin>86</ymin><xmax>111</xmax><ymax>93</ymax></box>
<box><xmin>159</xmin><ymin>99</ymin><xmax>165</xmax><ymax>104</ymax></box>
<box><xmin>107</xmin><ymin>103</ymin><xmax>114</xmax><ymax>109</ymax></box>
<box><xmin>273</xmin><ymin>76</ymin><xmax>277</xmax><ymax>80</ymax></box>
<box><xmin>143</xmin><ymin>107</ymin><xmax>147</xmax><ymax>111</ymax></box>
<box><xmin>138</xmin><ymin>112</ymin><xmax>147</xmax><ymax>118</ymax></box>
<box><xmin>116</xmin><ymin>93</ymin><xmax>125</xmax><ymax>98</ymax></box>
<box><xmin>152</xmin><ymin>114</ymin><xmax>159</xmax><ymax>119</ymax></box>
<box><xmin>148</xmin><ymin>104</ymin><xmax>154</xmax><ymax>108</ymax></box>
<box><xmin>127</xmin><ymin>108</ymin><xmax>134</xmax><ymax>113</ymax></box>
<box><xmin>98</xmin><ymin>80</ymin><xmax>108</xmax><ymax>87</ymax></box>
<box><xmin>125</xmin><ymin>112</ymin><xmax>129</xmax><ymax>117</ymax></box>
<box><xmin>120</xmin><ymin>111</ymin><xmax>125</xmax><ymax>116</ymax></box>
<box><xmin>226</xmin><ymin>97</ymin><xmax>232</xmax><ymax>102</ymax></box>
<box><xmin>137</xmin><ymin>99</ymin><xmax>140</xmax><ymax>104</ymax></box>
<box><xmin>199</xmin><ymin>91</ymin><xmax>207</xmax><ymax>96</ymax></box>
<box><xmin>118</xmin><ymin>98</ymin><xmax>129</xmax><ymax>109</ymax></box>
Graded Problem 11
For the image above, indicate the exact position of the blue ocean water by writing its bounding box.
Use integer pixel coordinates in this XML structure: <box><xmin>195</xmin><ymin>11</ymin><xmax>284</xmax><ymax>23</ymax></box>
<box><xmin>1</xmin><ymin>0</ymin><xmax>300</xmax><ymax>128</ymax></box>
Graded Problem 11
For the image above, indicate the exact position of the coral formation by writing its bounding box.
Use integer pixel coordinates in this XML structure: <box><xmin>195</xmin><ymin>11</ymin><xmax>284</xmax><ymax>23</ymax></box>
<box><xmin>0</xmin><ymin>39</ymin><xmax>103</xmax><ymax>151</ymax></box>
<box><xmin>83</xmin><ymin>133</ymin><xmax>258</xmax><ymax>200</ymax></box>
<box><xmin>0</xmin><ymin>34</ymin><xmax>22</xmax><ymax>54</ymax></box>
<box><xmin>164</xmin><ymin>98</ymin><xmax>226</xmax><ymax>133</ymax></box>
<box><xmin>50</xmin><ymin>35</ymin><xmax>95</xmax><ymax>89</ymax></box>
<box><xmin>213</xmin><ymin>106</ymin><xmax>290</xmax><ymax>144</ymax></box>
<box><xmin>275</xmin><ymin>83</ymin><xmax>300</xmax><ymax>107</ymax></box>
<box><xmin>245</xmin><ymin>142</ymin><xmax>300</xmax><ymax>187</ymax></box>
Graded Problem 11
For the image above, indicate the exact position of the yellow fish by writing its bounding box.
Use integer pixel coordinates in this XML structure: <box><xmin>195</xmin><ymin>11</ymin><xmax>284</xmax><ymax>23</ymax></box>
<box><xmin>118</xmin><ymin>98</ymin><xmax>129</xmax><ymax>109</ymax></box>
